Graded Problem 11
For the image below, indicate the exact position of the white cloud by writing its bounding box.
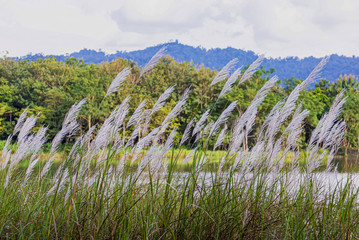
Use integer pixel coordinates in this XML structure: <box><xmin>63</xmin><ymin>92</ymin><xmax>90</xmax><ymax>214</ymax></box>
<box><xmin>110</xmin><ymin>0</ymin><xmax>217</xmax><ymax>34</ymax></box>
<box><xmin>0</xmin><ymin>0</ymin><xmax>359</xmax><ymax>58</ymax></box>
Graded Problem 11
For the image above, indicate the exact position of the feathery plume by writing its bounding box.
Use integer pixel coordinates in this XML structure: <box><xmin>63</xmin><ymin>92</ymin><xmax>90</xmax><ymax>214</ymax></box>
<box><xmin>23</xmin><ymin>157</ymin><xmax>40</xmax><ymax>187</ymax></box>
<box><xmin>231</xmin><ymin>76</ymin><xmax>276</xmax><ymax>146</ymax></box>
<box><xmin>162</xmin><ymin>127</ymin><xmax>177</xmax><ymax>155</ymax></box>
<box><xmin>136</xmin><ymin>145</ymin><xmax>161</xmax><ymax>175</ymax></box>
<box><xmin>192</xmin><ymin>110</ymin><xmax>210</xmax><ymax>137</ymax></box>
<box><xmin>62</xmin><ymin>98</ymin><xmax>86</xmax><ymax>129</ymax></box>
<box><xmin>268</xmin><ymin>137</ymin><xmax>282</xmax><ymax>168</ymax></box>
<box><xmin>211</xmin><ymin>58</ymin><xmax>238</xmax><ymax>86</ymax></box>
<box><xmin>17</xmin><ymin>115</ymin><xmax>37</xmax><ymax>144</ymax></box>
<box><xmin>140</xmin><ymin>46</ymin><xmax>167</xmax><ymax>78</ymax></box>
<box><xmin>49</xmin><ymin>127</ymin><xmax>69</xmax><ymax>156</ymax></box>
<box><xmin>284</xmin><ymin>109</ymin><xmax>310</xmax><ymax>135</ymax></box>
<box><xmin>180</xmin><ymin>119</ymin><xmax>194</xmax><ymax>146</ymax></box>
<box><xmin>50</xmin><ymin>99</ymin><xmax>86</xmax><ymax>156</ymax></box>
<box><xmin>112</xmin><ymin>96</ymin><xmax>131</xmax><ymax>135</ymax></box>
<box><xmin>214</xmin><ymin>124</ymin><xmax>227</xmax><ymax>150</ymax></box>
<box><xmin>127</xmin><ymin>100</ymin><xmax>147</xmax><ymax>128</ymax></box>
<box><xmin>308</xmin><ymin>90</ymin><xmax>346</xmax><ymax>149</ymax></box>
<box><xmin>253</xmin><ymin>75</ymin><xmax>278</xmax><ymax>102</ymax></box>
<box><xmin>117</xmin><ymin>151</ymin><xmax>127</xmax><ymax>177</ymax></box>
<box><xmin>151</xmin><ymin>85</ymin><xmax>175</xmax><ymax>115</ymax></box>
<box><xmin>48</xmin><ymin>168</ymin><xmax>68</xmax><ymax>196</ymax></box>
<box><xmin>238</xmin><ymin>55</ymin><xmax>264</xmax><ymax>86</ymax></box>
<box><xmin>153</xmin><ymin>121</ymin><xmax>172</xmax><ymax>144</ymax></box>
<box><xmin>218</xmin><ymin>156</ymin><xmax>226</xmax><ymax>174</ymax></box>
<box><xmin>258</xmin><ymin>100</ymin><xmax>284</xmax><ymax>140</ymax></box>
<box><xmin>279</xmin><ymin>57</ymin><xmax>329</xmax><ymax>125</ymax></box>
<box><xmin>1</xmin><ymin>135</ymin><xmax>12</xmax><ymax>161</ymax></box>
<box><xmin>195</xmin><ymin>155</ymin><xmax>208</xmax><ymax>171</ymax></box>
<box><xmin>125</xmin><ymin>126</ymin><xmax>141</xmax><ymax>149</ymax></box>
<box><xmin>13</xmin><ymin>107</ymin><xmax>28</xmax><ymax>135</ymax></box>
<box><xmin>41</xmin><ymin>156</ymin><xmax>55</xmax><ymax>178</ymax></box>
<box><xmin>232</xmin><ymin>149</ymin><xmax>249</xmax><ymax>170</ymax></box>
<box><xmin>104</xmin><ymin>67</ymin><xmax>131</xmax><ymax>98</ymax></box>
<box><xmin>218</xmin><ymin>67</ymin><xmax>242</xmax><ymax>99</ymax></box>
<box><xmin>141</xmin><ymin>109</ymin><xmax>152</xmax><ymax>135</ymax></box>
<box><xmin>181</xmin><ymin>147</ymin><xmax>197</xmax><ymax>165</ymax></box>
<box><xmin>0</xmin><ymin>149</ymin><xmax>11</xmax><ymax>171</ymax></box>
<box><xmin>209</xmin><ymin>101</ymin><xmax>237</xmax><ymax>138</ymax></box>
<box><xmin>195</xmin><ymin>122</ymin><xmax>214</xmax><ymax>143</ymax></box>
<box><xmin>162</xmin><ymin>87</ymin><xmax>191</xmax><ymax>124</ymax></box>
<box><xmin>303</xmin><ymin>56</ymin><xmax>330</xmax><ymax>87</ymax></box>
<box><xmin>132</xmin><ymin>127</ymin><xmax>160</xmax><ymax>162</ymax></box>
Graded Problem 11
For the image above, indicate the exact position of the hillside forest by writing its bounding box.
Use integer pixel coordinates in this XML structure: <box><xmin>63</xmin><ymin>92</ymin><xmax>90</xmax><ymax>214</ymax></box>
<box><xmin>19</xmin><ymin>42</ymin><xmax>359</xmax><ymax>82</ymax></box>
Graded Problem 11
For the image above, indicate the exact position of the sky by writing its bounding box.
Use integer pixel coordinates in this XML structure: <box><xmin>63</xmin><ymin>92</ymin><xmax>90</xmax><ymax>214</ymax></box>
<box><xmin>1</xmin><ymin>0</ymin><xmax>359</xmax><ymax>58</ymax></box>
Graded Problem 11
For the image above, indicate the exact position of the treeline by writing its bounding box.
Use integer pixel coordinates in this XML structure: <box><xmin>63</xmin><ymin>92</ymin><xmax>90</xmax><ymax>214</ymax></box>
<box><xmin>0</xmin><ymin>56</ymin><xmax>359</xmax><ymax>149</ymax></box>
<box><xmin>19</xmin><ymin>42</ymin><xmax>359</xmax><ymax>81</ymax></box>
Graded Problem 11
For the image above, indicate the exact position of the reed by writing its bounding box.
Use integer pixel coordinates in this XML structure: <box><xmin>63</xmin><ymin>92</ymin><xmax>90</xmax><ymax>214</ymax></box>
<box><xmin>0</xmin><ymin>52</ymin><xmax>355</xmax><ymax>239</ymax></box>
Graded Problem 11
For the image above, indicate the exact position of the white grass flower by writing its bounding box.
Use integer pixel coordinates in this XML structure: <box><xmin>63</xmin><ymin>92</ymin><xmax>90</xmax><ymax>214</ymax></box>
<box><xmin>23</xmin><ymin>157</ymin><xmax>40</xmax><ymax>187</ymax></box>
<box><xmin>18</xmin><ymin>115</ymin><xmax>37</xmax><ymax>144</ymax></box>
<box><xmin>50</xmin><ymin>99</ymin><xmax>86</xmax><ymax>156</ymax></box>
<box><xmin>153</xmin><ymin>121</ymin><xmax>172</xmax><ymax>145</ymax></box>
<box><xmin>125</xmin><ymin>125</ymin><xmax>141</xmax><ymax>149</ymax></box>
<box><xmin>151</xmin><ymin>85</ymin><xmax>175</xmax><ymax>115</ymax></box>
<box><xmin>62</xmin><ymin>98</ymin><xmax>86</xmax><ymax>130</ymax></box>
<box><xmin>238</xmin><ymin>55</ymin><xmax>264</xmax><ymax>86</ymax></box>
<box><xmin>40</xmin><ymin>156</ymin><xmax>55</xmax><ymax>178</ymax></box>
<box><xmin>162</xmin><ymin>87</ymin><xmax>191</xmax><ymax>124</ymax></box>
<box><xmin>1</xmin><ymin>135</ymin><xmax>12</xmax><ymax>161</ymax></box>
<box><xmin>195</xmin><ymin>155</ymin><xmax>207</xmax><ymax>171</ymax></box>
<box><xmin>117</xmin><ymin>151</ymin><xmax>127</xmax><ymax>178</ymax></box>
<box><xmin>0</xmin><ymin>149</ymin><xmax>11</xmax><ymax>171</ymax></box>
<box><xmin>49</xmin><ymin>127</ymin><xmax>69</xmax><ymax>156</ymax></box>
<box><xmin>127</xmin><ymin>100</ymin><xmax>147</xmax><ymax>128</ymax></box>
<box><xmin>132</xmin><ymin>127</ymin><xmax>160</xmax><ymax>162</ymax></box>
<box><xmin>218</xmin><ymin>67</ymin><xmax>242</xmax><ymax>99</ymax></box>
<box><xmin>104</xmin><ymin>67</ymin><xmax>131</xmax><ymax>98</ymax></box>
<box><xmin>48</xmin><ymin>168</ymin><xmax>68</xmax><ymax>196</ymax></box>
<box><xmin>210</xmin><ymin>58</ymin><xmax>238</xmax><ymax>86</ymax></box>
<box><xmin>218</xmin><ymin>156</ymin><xmax>226</xmax><ymax>174</ymax></box>
<box><xmin>162</xmin><ymin>127</ymin><xmax>177</xmax><ymax>155</ymax></box>
<box><xmin>181</xmin><ymin>147</ymin><xmax>197</xmax><ymax>165</ymax></box>
<box><xmin>192</xmin><ymin>110</ymin><xmax>210</xmax><ymax>137</ymax></box>
<box><xmin>279</xmin><ymin>57</ymin><xmax>329</xmax><ymax>126</ymax></box>
<box><xmin>180</xmin><ymin>119</ymin><xmax>194</xmax><ymax>146</ymax></box>
<box><xmin>209</xmin><ymin>101</ymin><xmax>237</xmax><ymax>138</ymax></box>
<box><xmin>258</xmin><ymin>100</ymin><xmax>284</xmax><ymax>140</ymax></box>
<box><xmin>214</xmin><ymin>124</ymin><xmax>227</xmax><ymax>150</ymax></box>
<box><xmin>253</xmin><ymin>75</ymin><xmax>278</xmax><ymax>102</ymax></box>
<box><xmin>13</xmin><ymin>107</ymin><xmax>28</xmax><ymax>136</ymax></box>
<box><xmin>140</xmin><ymin>46</ymin><xmax>167</xmax><ymax>78</ymax></box>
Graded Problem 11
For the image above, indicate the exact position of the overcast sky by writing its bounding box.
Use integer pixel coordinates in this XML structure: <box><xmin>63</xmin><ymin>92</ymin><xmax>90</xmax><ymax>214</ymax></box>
<box><xmin>1</xmin><ymin>0</ymin><xmax>358</xmax><ymax>58</ymax></box>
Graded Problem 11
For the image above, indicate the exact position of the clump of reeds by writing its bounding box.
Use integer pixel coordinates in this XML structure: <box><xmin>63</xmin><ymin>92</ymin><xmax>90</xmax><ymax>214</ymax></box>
<box><xmin>0</xmin><ymin>50</ymin><xmax>357</xmax><ymax>239</ymax></box>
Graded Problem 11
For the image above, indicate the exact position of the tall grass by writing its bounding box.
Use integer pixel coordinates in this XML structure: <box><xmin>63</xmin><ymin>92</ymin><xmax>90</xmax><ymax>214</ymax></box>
<box><xmin>0</xmin><ymin>52</ymin><xmax>356</xmax><ymax>239</ymax></box>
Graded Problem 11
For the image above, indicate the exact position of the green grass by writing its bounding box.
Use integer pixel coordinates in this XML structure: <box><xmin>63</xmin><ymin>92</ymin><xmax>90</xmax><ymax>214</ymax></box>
<box><xmin>0</xmin><ymin>149</ymin><xmax>359</xmax><ymax>239</ymax></box>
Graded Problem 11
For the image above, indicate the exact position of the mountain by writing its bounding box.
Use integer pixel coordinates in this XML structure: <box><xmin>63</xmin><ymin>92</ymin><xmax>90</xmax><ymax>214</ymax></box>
<box><xmin>18</xmin><ymin>41</ymin><xmax>359</xmax><ymax>82</ymax></box>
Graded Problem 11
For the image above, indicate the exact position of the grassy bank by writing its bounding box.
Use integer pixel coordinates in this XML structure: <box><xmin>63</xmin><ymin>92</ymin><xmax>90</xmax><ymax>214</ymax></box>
<box><xmin>2</xmin><ymin>159</ymin><xmax>359</xmax><ymax>239</ymax></box>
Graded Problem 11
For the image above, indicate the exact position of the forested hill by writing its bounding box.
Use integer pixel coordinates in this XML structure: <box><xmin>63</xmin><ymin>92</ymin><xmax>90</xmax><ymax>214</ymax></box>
<box><xmin>19</xmin><ymin>41</ymin><xmax>359</xmax><ymax>81</ymax></box>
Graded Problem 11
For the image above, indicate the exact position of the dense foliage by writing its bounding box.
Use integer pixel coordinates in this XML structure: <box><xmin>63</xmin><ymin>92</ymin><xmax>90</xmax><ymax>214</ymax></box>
<box><xmin>1</xmin><ymin>55</ymin><xmax>359</xmax><ymax>149</ymax></box>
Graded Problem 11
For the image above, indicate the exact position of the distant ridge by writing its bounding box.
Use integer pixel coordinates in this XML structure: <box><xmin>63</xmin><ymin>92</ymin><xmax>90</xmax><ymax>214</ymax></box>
<box><xmin>18</xmin><ymin>41</ymin><xmax>359</xmax><ymax>82</ymax></box>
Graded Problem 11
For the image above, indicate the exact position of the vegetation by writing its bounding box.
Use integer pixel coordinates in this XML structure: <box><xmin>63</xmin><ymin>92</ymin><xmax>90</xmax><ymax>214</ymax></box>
<box><xmin>0</xmin><ymin>49</ymin><xmax>358</xmax><ymax>238</ymax></box>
